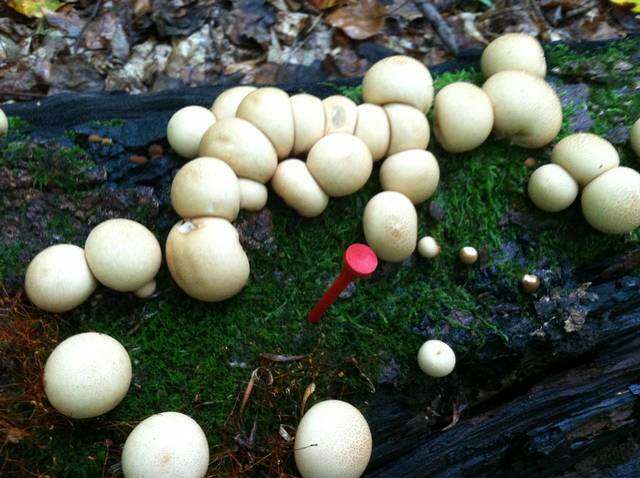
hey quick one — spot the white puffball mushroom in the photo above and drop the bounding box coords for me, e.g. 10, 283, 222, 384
121, 412, 209, 478
85, 219, 162, 292
482, 70, 562, 149
481, 33, 547, 79
0, 108, 7, 136
383, 103, 430, 155
379, 149, 440, 204
417, 236, 441, 259
167, 106, 216, 159
581, 166, 640, 234
134, 280, 156, 299
354, 103, 390, 161
25, 244, 97, 313
363, 191, 417, 262
417, 340, 456, 378
294, 400, 372, 478
238, 178, 268, 211
211, 86, 256, 119
307, 133, 373, 197
528, 164, 578, 212
433, 82, 494, 153
166, 217, 250, 302
271, 159, 329, 217
291, 93, 326, 155
551, 133, 620, 186
44, 332, 132, 418
323, 95, 358, 135
631, 119, 640, 158
362, 55, 434, 113
236, 87, 294, 159
459, 246, 478, 265
199, 117, 278, 183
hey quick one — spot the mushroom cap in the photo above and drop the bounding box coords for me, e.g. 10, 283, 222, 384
121, 412, 209, 478
581, 166, 640, 234
85, 219, 161, 292
322, 95, 358, 135
0, 108, 7, 136
25, 244, 97, 313
362, 55, 434, 113
167, 106, 217, 159
384, 103, 430, 156
236, 87, 294, 159
417, 340, 456, 377
271, 159, 329, 217
307, 133, 373, 197
417, 236, 440, 259
166, 218, 250, 302
632, 119, 640, 157
211, 86, 257, 119
551, 133, 619, 186
528, 164, 578, 212
459, 246, 478, 265
134, 280, 156, 299
481, 33, 547, 79
199, 117, 278, 183
238, 178, 268, 211
294, 400, 372, 478
379, 149, 440, 204
44, 332, 132, 418
482, 71, 562, 149
171, 157, 240, 221
354, 103, 390, 161
433, 82, 494, 153
363, 191, 417, 262
291, 94, 326, 155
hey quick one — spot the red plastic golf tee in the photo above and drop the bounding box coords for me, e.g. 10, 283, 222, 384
308, 243, 378, 324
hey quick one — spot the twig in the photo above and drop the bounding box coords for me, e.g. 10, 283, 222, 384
74, 0, 104, 53
414, 0, 459, 55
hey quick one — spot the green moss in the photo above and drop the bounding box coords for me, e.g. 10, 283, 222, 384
7, 116, 31, 132
336, 84, 363, 102
0, 241, 25, 282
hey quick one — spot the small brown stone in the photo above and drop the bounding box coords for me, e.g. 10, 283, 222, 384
130, 155, 148, 165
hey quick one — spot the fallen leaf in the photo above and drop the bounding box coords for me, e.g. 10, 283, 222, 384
326, 0, 388, 40
8, 0, 62, 18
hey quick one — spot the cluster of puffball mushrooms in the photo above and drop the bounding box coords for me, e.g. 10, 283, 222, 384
11, 33, 640, 478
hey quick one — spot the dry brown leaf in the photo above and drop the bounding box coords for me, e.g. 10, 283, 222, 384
8, 0, 63, 18
326, 0, 388, 40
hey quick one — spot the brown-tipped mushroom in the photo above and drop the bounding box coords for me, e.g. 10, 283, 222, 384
380, 150, 440, 204
384, 103, 430, 155
481, 33, 547, 79
271, 159, 329, 217
211, 86, 257, 119
167, 106, 217, 159
354, 104, 390, 162
238, 178, 268, 211
459, 246, 478, 265
322, 95, 358, 135
290, 94, 326, 156
522, 274, 540, 294
551, 133, 619, 186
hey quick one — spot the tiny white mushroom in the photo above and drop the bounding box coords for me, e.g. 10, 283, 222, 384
211, 86, 257, 119
528, 163, 579, 212
551, 133, 620, 186
417, 340, 456, 377
322, 95, 358, 135
290, 93, 326, 156
481, 33, 547, 79
0, 108, 8, 136
354, 103, 390, 161
379, 149, 440, 204
238, 178, 268, 211
134, 280, 157, 299
271, 159, 329, 217
417, 236, 441, 259
167, 106, 216, 159
384, 103, 430, 155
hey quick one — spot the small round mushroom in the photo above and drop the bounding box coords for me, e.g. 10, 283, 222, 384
236, 87, 294, 159
271, 159, 329, 217
482, 71, 562, 149
362, 55, 434, 113
363, 191, 417, 262
238, 178, 268, 211
85, 219, 162, 293
528, 163, 579, 212
166, 217, 250, 302
551, 133, 620, 186
290, 94, 326, 155
384, 103, 430, 155
631, 119, 640, 157
524, 157, 537, 169
167, 106, 216, 159
354, 103, 390, 161
171, 157, 240, 221
0, 108, 7, 136
322, 95, 358, 135
379, 149, 440, 204
417, 236, 441, 259
581, 166, 640, 234
459, 246, 478, 265
433, 82, 494, 153
522, 274, 540, 294
307, 133, 373, 197
121, 412, 209, 478
481, 33, 547, 79
134, 280, 156, 299
211, 86, 257, 119
199, 117, 278, 183
44, 332, 132, 418
294, 400, 372, 478
25, 244, 97, 313
417, 340, 456, 378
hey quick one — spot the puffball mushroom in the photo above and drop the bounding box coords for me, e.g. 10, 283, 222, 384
25, 244, 97, 313
167, 106, 216, 159
271, 159, 329, 217
211, 85, 256, 119
522, 274, 541, 294
307, 133, 373, 197
551, 133, 620, 186
363, 191, 417, 262
0, 108, 7, 136
199, 117, 277, 183
417, 236, 441, 259
379, 149, 440, 204
362, 55, 434, 113
581, 166, 640, 234
323, 95, 358, 135
632, 119, 640, 158
85, 219, 162, 293
384, 103, 430, 155
121, 412, 209, 478
481, 33, 547, 79
134, 280, 156, 299
354, 103, 390, 161
171, 157, 240, 221
166, 217, 250, 302
291, 93, 326, 155
238, 178, 268, 211
528, 164, 579, 212
459, 246, 478, 265
482, 70, 562, 149
44, 332, 132, 418
433, 82, 494, 153
236, 87, 294, 159
417, 340, 456, 378
294, 400, 372, 478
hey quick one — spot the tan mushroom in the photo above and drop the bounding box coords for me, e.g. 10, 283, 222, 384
528, 164, 578, 212
551, 133, 619, 186
481, 33, 547, 79
631, 119, 640, 158
380, 150, 440, 204
271, 159, 329, 217
354, 103, 390, 162
323, 95, 358, 135
167, 106, 216, 159
384, 103, 430, 155
0, 108, 7, 136
238, 178, 268, 211
290, 94, 326, 156
211, 86, 257, 119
